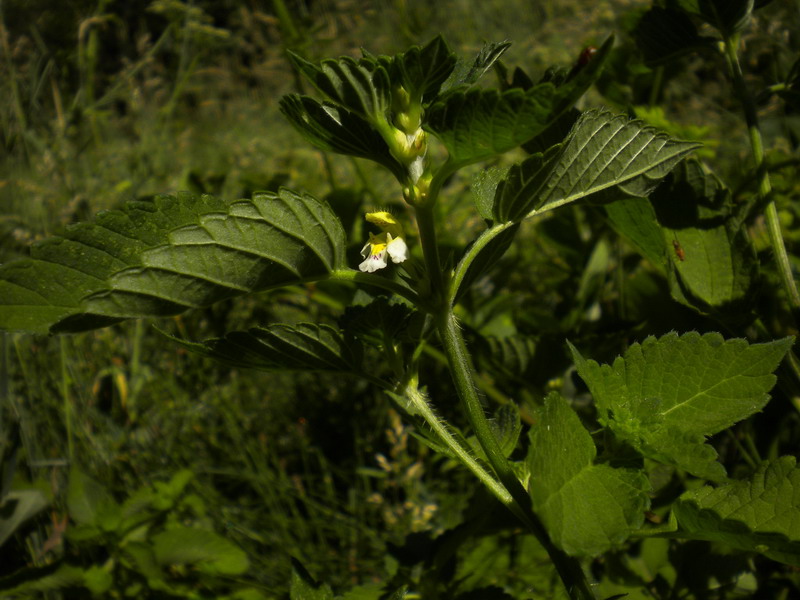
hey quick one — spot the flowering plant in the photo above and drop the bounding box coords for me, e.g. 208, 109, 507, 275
2, 3, 800, 596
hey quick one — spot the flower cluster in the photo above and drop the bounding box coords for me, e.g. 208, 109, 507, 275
359, 211, 408, 273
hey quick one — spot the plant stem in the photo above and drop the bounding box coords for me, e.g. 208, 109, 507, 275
438, 311, 595, 600
414, 202, 445, 303
722, 33, 800, 309
401, 383, 513, 505
60, 336, 74, 461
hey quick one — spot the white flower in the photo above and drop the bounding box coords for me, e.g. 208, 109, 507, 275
359, 232, 407, 273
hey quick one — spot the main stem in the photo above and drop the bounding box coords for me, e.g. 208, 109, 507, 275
722, 33, 800, 309
413, 204, 595, 599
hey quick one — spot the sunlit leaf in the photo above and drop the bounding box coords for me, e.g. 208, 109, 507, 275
571, 332, 793, 481
527, 392, 650, 556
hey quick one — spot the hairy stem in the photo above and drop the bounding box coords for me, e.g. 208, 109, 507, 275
722, 33, 800, 309
438, 311, 596, 600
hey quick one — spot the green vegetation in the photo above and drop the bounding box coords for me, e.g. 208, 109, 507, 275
2, 1, 800, 598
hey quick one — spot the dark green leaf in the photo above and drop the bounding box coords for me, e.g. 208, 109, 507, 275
527, 392, 650, 556
394, 35, 457, 102
672, 0, 754, 35
67, 466, 120, 530
493, 109, 700, 222
441, 40, 512, 92
426, 85, 558, 167
288, 53, 391, 122
280, 95, 405, 179
0, 189, 347, 334
0, 563, 87, 595
634, 7, 718, 66
451, 223, 519, 303
570, 332, 793, 481
166, 323, 363, 373
673, 456, 800, 565
0, 489, 48, 549
604, 196, 668, 271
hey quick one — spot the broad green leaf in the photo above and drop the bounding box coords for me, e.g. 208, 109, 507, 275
651, 160, 756, 317
490, 404, 522, 458
83, 565, 113, 595
570, 332, 793, 481
634, 7, 717, 66
280, 95, 405, 179
339, 582, 384, 600
152, 526, 250, 575
0, 189, 346, 334
527, 392, 650, 556
340, 297, 419, 346
492, 110, 700, 222
673, 456, 800, 565
166, 323, 363, 373
0, 489, 48, 548
672, 0, 754, 35
290, 558, 334, 600
66, 466, 120, 531
288, 53, 391, 122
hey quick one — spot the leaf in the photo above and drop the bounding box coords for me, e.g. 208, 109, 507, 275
634, 7, 717, 66
426, 85, 559, 168
0, 563, 87, 595
451, 223, 519, 303
280, 95, 405, 179
441, 40, 512, 92
0, 489, 49, 549
0, 189, 347, 334
651, 160, 757, 318
340, 297, 419, 346
471, 166, 510, 221
165, 323, 363, 373
604, 196, 668, 271
527, 393, 650, 556
492, 109, 701, 223
290, 558, 334, 600
570, 332, 793, 481
152, 526, 250, 575
66, 466, 120, 531
672, 0, 755, 35
288, 53, 391, 122
673, 456, 800, 565
393, 35, 457, 102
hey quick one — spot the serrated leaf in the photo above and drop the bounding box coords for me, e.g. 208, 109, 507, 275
340, 297, 418, 347
288, 53, 391, 122
471, 166, 510, 221
441, 40, 512, 92
673, 456, 800, 565
166, 323, 363, 373
290, 558, 334, 600
634, 7, 718, 66
570, 332, 793, 480
0, 189, 347, 334
527, 392, 650, 556
426, 85, 559, 168
394, 35, 457, 103
280, 95, 405, 179
152, 526, 249, 575
492, 110, 701, 222
476, 334, 537, 379
672, 0, 754, 35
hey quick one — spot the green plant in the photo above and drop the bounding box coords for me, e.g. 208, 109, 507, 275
2, 1, 800, 596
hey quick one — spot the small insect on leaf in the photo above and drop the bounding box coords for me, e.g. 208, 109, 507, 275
672, 239, 686, 261
576, 46, 598, 68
